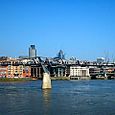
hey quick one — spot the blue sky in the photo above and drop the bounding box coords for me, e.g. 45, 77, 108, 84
0, 0, 115, 60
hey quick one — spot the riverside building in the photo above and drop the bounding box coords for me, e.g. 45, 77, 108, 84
0, 65, 31, 78
67, 66, 90, 80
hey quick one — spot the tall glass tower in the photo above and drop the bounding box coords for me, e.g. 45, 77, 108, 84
58, 50, 65, 59
29, 45, 37, 58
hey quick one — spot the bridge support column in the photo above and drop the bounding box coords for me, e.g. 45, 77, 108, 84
42, 73, 52, 89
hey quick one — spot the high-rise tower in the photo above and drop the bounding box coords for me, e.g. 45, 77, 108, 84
29, 45, 37, 58
58, 50, 65, 59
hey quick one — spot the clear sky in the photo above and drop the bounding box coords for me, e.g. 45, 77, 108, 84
0, 0, 115, 61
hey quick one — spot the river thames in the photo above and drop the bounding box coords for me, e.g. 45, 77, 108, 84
0, 80, 115, 115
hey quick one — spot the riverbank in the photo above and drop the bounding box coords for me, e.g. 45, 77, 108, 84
0, 77, 70, 82
0, 77, 38, 82
1, 76, 114, 82
51, 77, 70, 80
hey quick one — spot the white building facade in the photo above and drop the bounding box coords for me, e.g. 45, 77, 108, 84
69, 66, 90, 79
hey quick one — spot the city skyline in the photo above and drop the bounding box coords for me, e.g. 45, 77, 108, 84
0, 0, 115, 61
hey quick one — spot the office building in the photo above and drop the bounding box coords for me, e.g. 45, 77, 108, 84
97, 57, 105, 63
58, 50, 65, 59
29, 45, 37, 58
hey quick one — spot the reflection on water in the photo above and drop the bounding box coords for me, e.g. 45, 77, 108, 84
42, 89, 51, 115
42, 89, 51, 104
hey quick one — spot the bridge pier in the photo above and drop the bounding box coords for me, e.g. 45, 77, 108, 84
42, 73, 52, 89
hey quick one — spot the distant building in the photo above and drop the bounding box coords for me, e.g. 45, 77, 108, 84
29, 45, 37, 58
97, 57, 105, 63
66, 57, 77, 64
89, 67, 101, 76
50, 65, 66, 77
0, 65, 31, 78
19, 56, 29, 59
0, 66, 7, 78
67, 66, 90, 80
57, 50, 65, 59
31, 65, 43, 78
0, 56, 8, 61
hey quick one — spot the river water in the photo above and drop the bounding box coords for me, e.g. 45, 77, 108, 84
0, 80, 115, 115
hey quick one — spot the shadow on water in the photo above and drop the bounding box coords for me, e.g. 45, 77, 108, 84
42, 89, 51, 115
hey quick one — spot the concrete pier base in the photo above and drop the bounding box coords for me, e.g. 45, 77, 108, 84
42, 73, 52, 89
